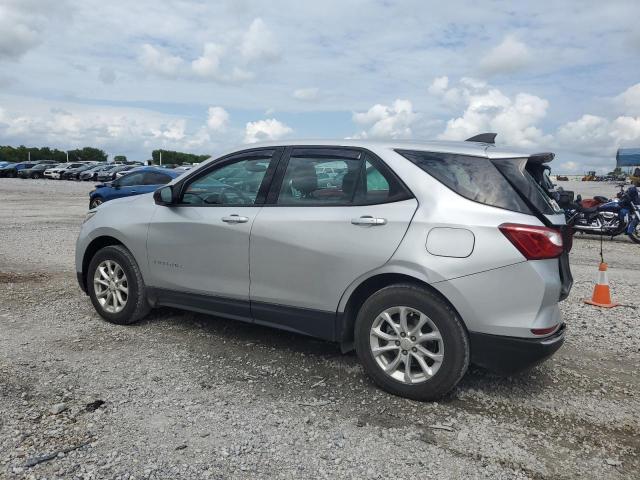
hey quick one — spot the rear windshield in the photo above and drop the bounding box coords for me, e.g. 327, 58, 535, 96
396, 150, 531, 214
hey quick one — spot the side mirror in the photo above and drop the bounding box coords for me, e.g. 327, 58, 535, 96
154, 185, 175, 206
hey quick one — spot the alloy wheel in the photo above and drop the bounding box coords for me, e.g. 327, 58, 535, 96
93, 260, 129, 313
369, 306, 444, 384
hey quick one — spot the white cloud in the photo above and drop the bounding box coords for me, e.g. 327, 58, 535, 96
428, 76, 449, 96
206, 106, 229, 131
293, 87, 319, 101
243, 118, 292, 144
434, 78, 550, 147
141, 19, 276, 82
615, 83, 640, 116
559, 161, 579, 173
352, 99, 417, 139
240, 18, 279, 62
555, 113, 640, 157
0, 99, 225, 157
0, 0, 66, 60
191, 42, 225, 78
139, 44, 184, 77
480, 35, 531, 75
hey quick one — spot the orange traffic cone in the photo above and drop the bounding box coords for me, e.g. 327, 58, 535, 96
584, 262, 619, 308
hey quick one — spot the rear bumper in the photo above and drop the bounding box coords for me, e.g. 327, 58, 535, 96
469, 323, 566, 374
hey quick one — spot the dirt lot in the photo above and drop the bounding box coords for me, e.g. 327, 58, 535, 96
0, 178, 638, 479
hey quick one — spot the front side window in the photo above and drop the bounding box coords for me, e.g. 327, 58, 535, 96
181, 155, 272, 206
276, 151, 409, 206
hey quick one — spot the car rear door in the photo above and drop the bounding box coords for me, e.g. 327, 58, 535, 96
111, 172, 145, 199
249, 146, 417, 340
146, 149, 281, 317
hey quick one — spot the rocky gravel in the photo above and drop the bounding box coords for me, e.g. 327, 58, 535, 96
1, 178, 638, 479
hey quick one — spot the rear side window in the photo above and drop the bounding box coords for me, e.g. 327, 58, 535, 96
492, 159, 562, 215
396, 150, 530, 214
143, 172, 172, 185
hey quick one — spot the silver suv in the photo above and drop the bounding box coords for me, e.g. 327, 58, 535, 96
76, 137, 572, 400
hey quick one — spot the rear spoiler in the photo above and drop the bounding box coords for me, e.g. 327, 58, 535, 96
528, 152, 555, 164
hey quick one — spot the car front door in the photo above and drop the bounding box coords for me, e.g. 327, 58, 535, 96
146, 149, 281, 318
249, 147, 418, 340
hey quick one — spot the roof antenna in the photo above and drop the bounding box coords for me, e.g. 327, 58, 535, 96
465, 133, 497, 144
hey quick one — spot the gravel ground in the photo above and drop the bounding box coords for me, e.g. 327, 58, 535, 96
0, 178, 638, 479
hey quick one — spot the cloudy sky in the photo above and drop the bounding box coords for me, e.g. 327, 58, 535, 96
1, 0, 639, 172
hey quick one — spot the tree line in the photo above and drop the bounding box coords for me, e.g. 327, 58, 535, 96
150, 149, 211, 165
0, 146, 108, 163
0, 146, 211, 165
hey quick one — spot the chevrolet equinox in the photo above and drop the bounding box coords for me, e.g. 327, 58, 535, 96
76, 137, 572, 400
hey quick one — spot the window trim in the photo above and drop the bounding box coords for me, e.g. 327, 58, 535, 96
264, 146, 414, 207
171, 147, 284, 207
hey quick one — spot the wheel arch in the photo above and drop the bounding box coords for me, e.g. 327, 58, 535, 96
80, 235, 126, 292
336, 272, 467, 352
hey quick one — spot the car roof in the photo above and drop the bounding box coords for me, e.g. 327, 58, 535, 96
120, 166, 181, 176
224, 138, 545, 160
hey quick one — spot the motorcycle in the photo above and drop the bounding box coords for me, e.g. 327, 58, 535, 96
564, 185, 640, 244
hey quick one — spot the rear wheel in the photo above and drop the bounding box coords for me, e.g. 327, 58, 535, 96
355, 284, 469, 401
629, 223, 640, 244
32, 172, 41, 179
87, 245, 150, 325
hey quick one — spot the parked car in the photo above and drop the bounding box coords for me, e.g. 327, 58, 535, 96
88, 166, 180, 209
79, 164, 110, 181
44, 163, 86, 179
0, 162, 37, 178
76, 137, 573, 401
61, 163, 99, 180
97, 165, 136, 182
18, 163, 62, 179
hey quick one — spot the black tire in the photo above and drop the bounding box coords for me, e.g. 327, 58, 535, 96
32, 172, 41, 179
87, 245, 150, 325
89, 197, 103, 209
354, 284, 469, 401
629, 226, 640, 244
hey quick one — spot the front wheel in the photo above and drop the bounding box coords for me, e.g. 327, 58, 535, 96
87, 245, 150, 325
89, 197, 103, 209
354, 284, 469, 401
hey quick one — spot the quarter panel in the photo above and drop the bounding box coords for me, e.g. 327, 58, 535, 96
432, 259, 562, 338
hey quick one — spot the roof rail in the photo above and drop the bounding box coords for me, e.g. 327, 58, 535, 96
465, 133, 497, 144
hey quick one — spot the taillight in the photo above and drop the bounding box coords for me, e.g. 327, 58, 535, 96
531, 325, 559, 335
499, 223, 563, 260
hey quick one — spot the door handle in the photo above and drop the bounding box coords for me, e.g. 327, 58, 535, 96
222, 214, 249, 224
351, 216, 387, 226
